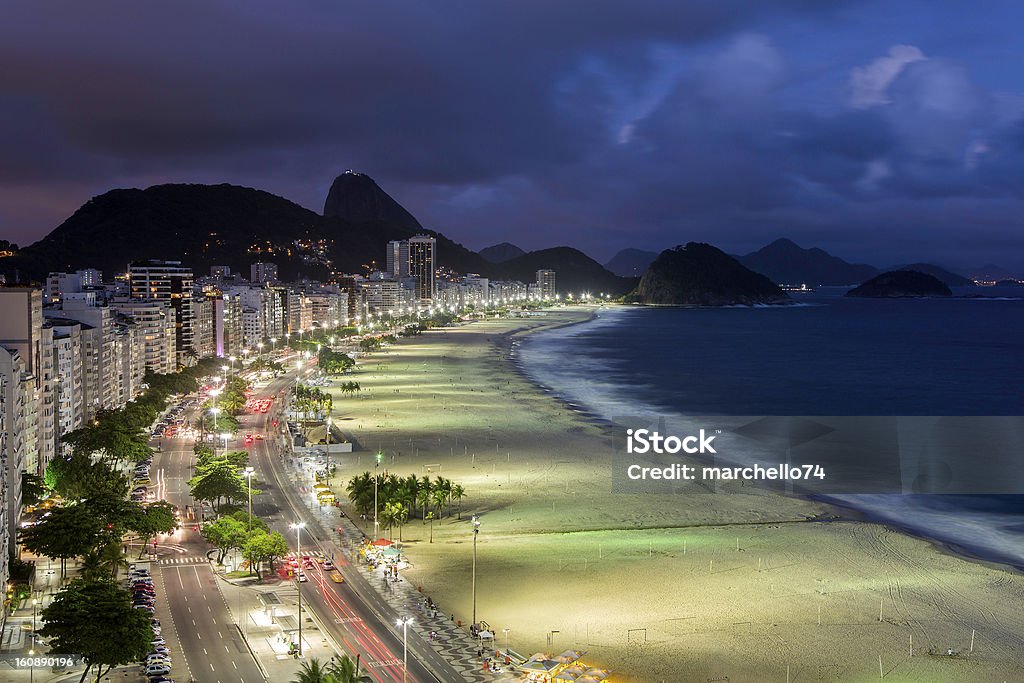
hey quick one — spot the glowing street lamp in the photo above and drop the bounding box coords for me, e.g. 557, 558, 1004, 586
472, 515, 481, 627
289, 522, 306, 656
397, 616, 413, 683
244, 467, 255, 533
270, 337, 277, 354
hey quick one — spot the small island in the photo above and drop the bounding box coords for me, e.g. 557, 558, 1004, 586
845, 270, 952, 297
627, 242, 789, 306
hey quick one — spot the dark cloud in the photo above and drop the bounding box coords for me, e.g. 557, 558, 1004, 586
1, 0, 1024, 271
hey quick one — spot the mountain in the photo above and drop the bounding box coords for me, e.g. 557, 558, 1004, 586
322, 170, 423, 231
604, 248, 659, 277
629, 243, 787, 306
478, 242, 526, 263
846, 270, 952, 298
492, 247, 635, 296
739, 238, 878, 286
893, 263, 973, 287
965, 264, 1020, 281
3, 182, 489, 282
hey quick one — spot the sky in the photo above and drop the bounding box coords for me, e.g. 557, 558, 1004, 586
3, 1, 1024, 271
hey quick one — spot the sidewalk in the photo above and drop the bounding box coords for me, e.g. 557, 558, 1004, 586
216, 571, 341, 683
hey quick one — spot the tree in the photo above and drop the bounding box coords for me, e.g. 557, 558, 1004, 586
451, 483, 466, 520
431, 486, 448, 520
39, 578, 153, 683
346, 472, 374, 517
45, 454, 128, 501
79, 540, 127, 581
292, 658, 331, 683
189, 460, 250, 513
20, 503, 101, 576
202, 516, 248, 565
243, 530, 289, 577
21, 471, 45, 507
129, 502, 177, 558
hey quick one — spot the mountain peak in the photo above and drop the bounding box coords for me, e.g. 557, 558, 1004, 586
740, 238, 878, 286
478, 242, 526, 263
323, 171, 422, 231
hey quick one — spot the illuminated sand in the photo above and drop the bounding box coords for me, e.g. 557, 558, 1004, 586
325, 308, 1024, 683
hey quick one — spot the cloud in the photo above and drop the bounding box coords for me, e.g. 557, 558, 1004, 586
849, 44, 925, 108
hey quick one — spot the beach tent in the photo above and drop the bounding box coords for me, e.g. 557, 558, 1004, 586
581, 668, 609, 680
556, 650, 583, 663
521, 659, 561, 674
478, 630, 494, 640
553, 671, 580, 682
381, 546, 401, 557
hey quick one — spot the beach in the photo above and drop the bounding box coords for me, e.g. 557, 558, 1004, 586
324, 306, 1024, 683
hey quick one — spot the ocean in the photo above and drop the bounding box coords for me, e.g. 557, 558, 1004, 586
519, 289, 1024, 569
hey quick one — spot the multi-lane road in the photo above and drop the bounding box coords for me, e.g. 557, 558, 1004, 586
150, 405, 266, 683
151, 362, 464, 683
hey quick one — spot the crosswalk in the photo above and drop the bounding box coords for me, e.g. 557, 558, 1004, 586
158, 556, 208, 566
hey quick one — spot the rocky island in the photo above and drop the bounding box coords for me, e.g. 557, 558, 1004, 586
627, 242, 788, 306
846, 270, 953, 297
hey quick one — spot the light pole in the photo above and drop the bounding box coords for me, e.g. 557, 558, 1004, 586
397, 616, 413, 683
503, 627, 511, 653
472, 515, 481, 627
270, 338, 277, 355
325, 415, 332, 486
547, 629, 560, 650
289, 522, 306, 656
244, 467, 255, 532
209, 407, 221, 453
30, 597, 37, 682
374, 450, 382, 540
220, 432, 231, 459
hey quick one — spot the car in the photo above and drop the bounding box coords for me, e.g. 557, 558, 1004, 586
134, 478, 151, 486
330, 573, 344, 583
149, 646, 170, 655
151, 627, 162, 636
244, 434, 254, 444
131, 580, 154, 587
145, 655, 172, 664
296, 571, 308, 582
131, 570, 151, 577
322, 559, 335, 570
255, 433, 264, 440
134, 599, 156, 607
147, 678, 175, 683
134, 605, 156, 614
133, 591, 156, 598
143, 664, 171, 676
151, 636, 166, 645
131, 576, 153, 583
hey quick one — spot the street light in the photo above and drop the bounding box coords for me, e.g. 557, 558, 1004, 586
472, 515, 481, 627
397, 616, 413, 683
270, 338, 277, 354
325, 415, 332, 486
289, 522, 306, 656
209, 407, 221, 452
244, 467, 255, 533
220, 432, 231, 457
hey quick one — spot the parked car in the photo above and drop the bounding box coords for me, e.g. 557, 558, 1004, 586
142, 664, 171, 676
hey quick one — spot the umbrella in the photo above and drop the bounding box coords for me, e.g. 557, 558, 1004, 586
582, 668, 609, 680
557, 650, 582, 663
553, 672, 580, 682
478, 630, 494, 639
381, 546, 401, 557
372, 538, 394, 547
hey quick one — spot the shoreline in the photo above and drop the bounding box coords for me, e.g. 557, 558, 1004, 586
326, 306, 1024, 682
518, 305, 1024, 577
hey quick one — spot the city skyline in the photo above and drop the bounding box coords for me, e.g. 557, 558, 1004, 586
3, 2, 1024, 270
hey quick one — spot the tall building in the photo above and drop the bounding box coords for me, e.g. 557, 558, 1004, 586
386, 241, 410, 278
128, 260, 195, 362
250, 262, 278, 284
54, 293, 117, 414
47, 319, 87, 453
0, 287, 49, 476
110, 298, 177, 373
0, 287, 45, 375
0, 347, 30, 565
407, 235, 437, 304
536, 269, 557, 299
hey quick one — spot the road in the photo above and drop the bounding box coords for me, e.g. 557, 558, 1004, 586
151, 362, 467, 683
150, 400, 267, 683
243, 369, 465, 683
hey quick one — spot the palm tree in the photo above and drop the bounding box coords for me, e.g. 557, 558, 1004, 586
393, 504, 409, 542
431, 486, 448, 520
346, 473, 373, 517
451, 483, 466, 520
292, 658, 330, 683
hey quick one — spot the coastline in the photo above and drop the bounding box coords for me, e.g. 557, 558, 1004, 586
327, 306, 1024, 682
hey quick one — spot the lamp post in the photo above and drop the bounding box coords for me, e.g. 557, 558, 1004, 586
289, 522, 306, 656
374, 450, 382, 540
209, 407, 221, 454
270, 338, 277, 355
220, 432, 231, 459
325, 415, 332, 486
397, 616, 413, 683
244, 467, 255, 533
503, 627, 511, 653
472, 515, 481, 627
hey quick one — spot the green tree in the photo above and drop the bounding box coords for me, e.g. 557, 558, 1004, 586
45, 454, 129, 501
451, 483, 466, 520
189, 460, 250, 513
201, 516, 248, 564
79, 540, 127, 581
345, 472, 374, 517
21, 471, 45, 506
129, 501, 177, 558
39, 578, 153, 683
292, 658, 331, 683
243, 530, 289, 577
20, 503, 100, 576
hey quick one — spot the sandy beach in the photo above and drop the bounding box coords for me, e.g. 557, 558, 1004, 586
324, 306, 1024, 683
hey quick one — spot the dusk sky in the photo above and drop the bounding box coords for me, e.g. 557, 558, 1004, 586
3, 1, 1024, 270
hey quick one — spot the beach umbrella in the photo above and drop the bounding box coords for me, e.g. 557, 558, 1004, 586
528, 653, 548, 661
556, 650, 582, 663
553, 672, 580, 682
372, 538, 394, 547
381, 546, 401, 557
478, 630, 494, 640
582, 668, 609, 680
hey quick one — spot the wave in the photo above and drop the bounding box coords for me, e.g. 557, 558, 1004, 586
520, 308, 1024, 572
